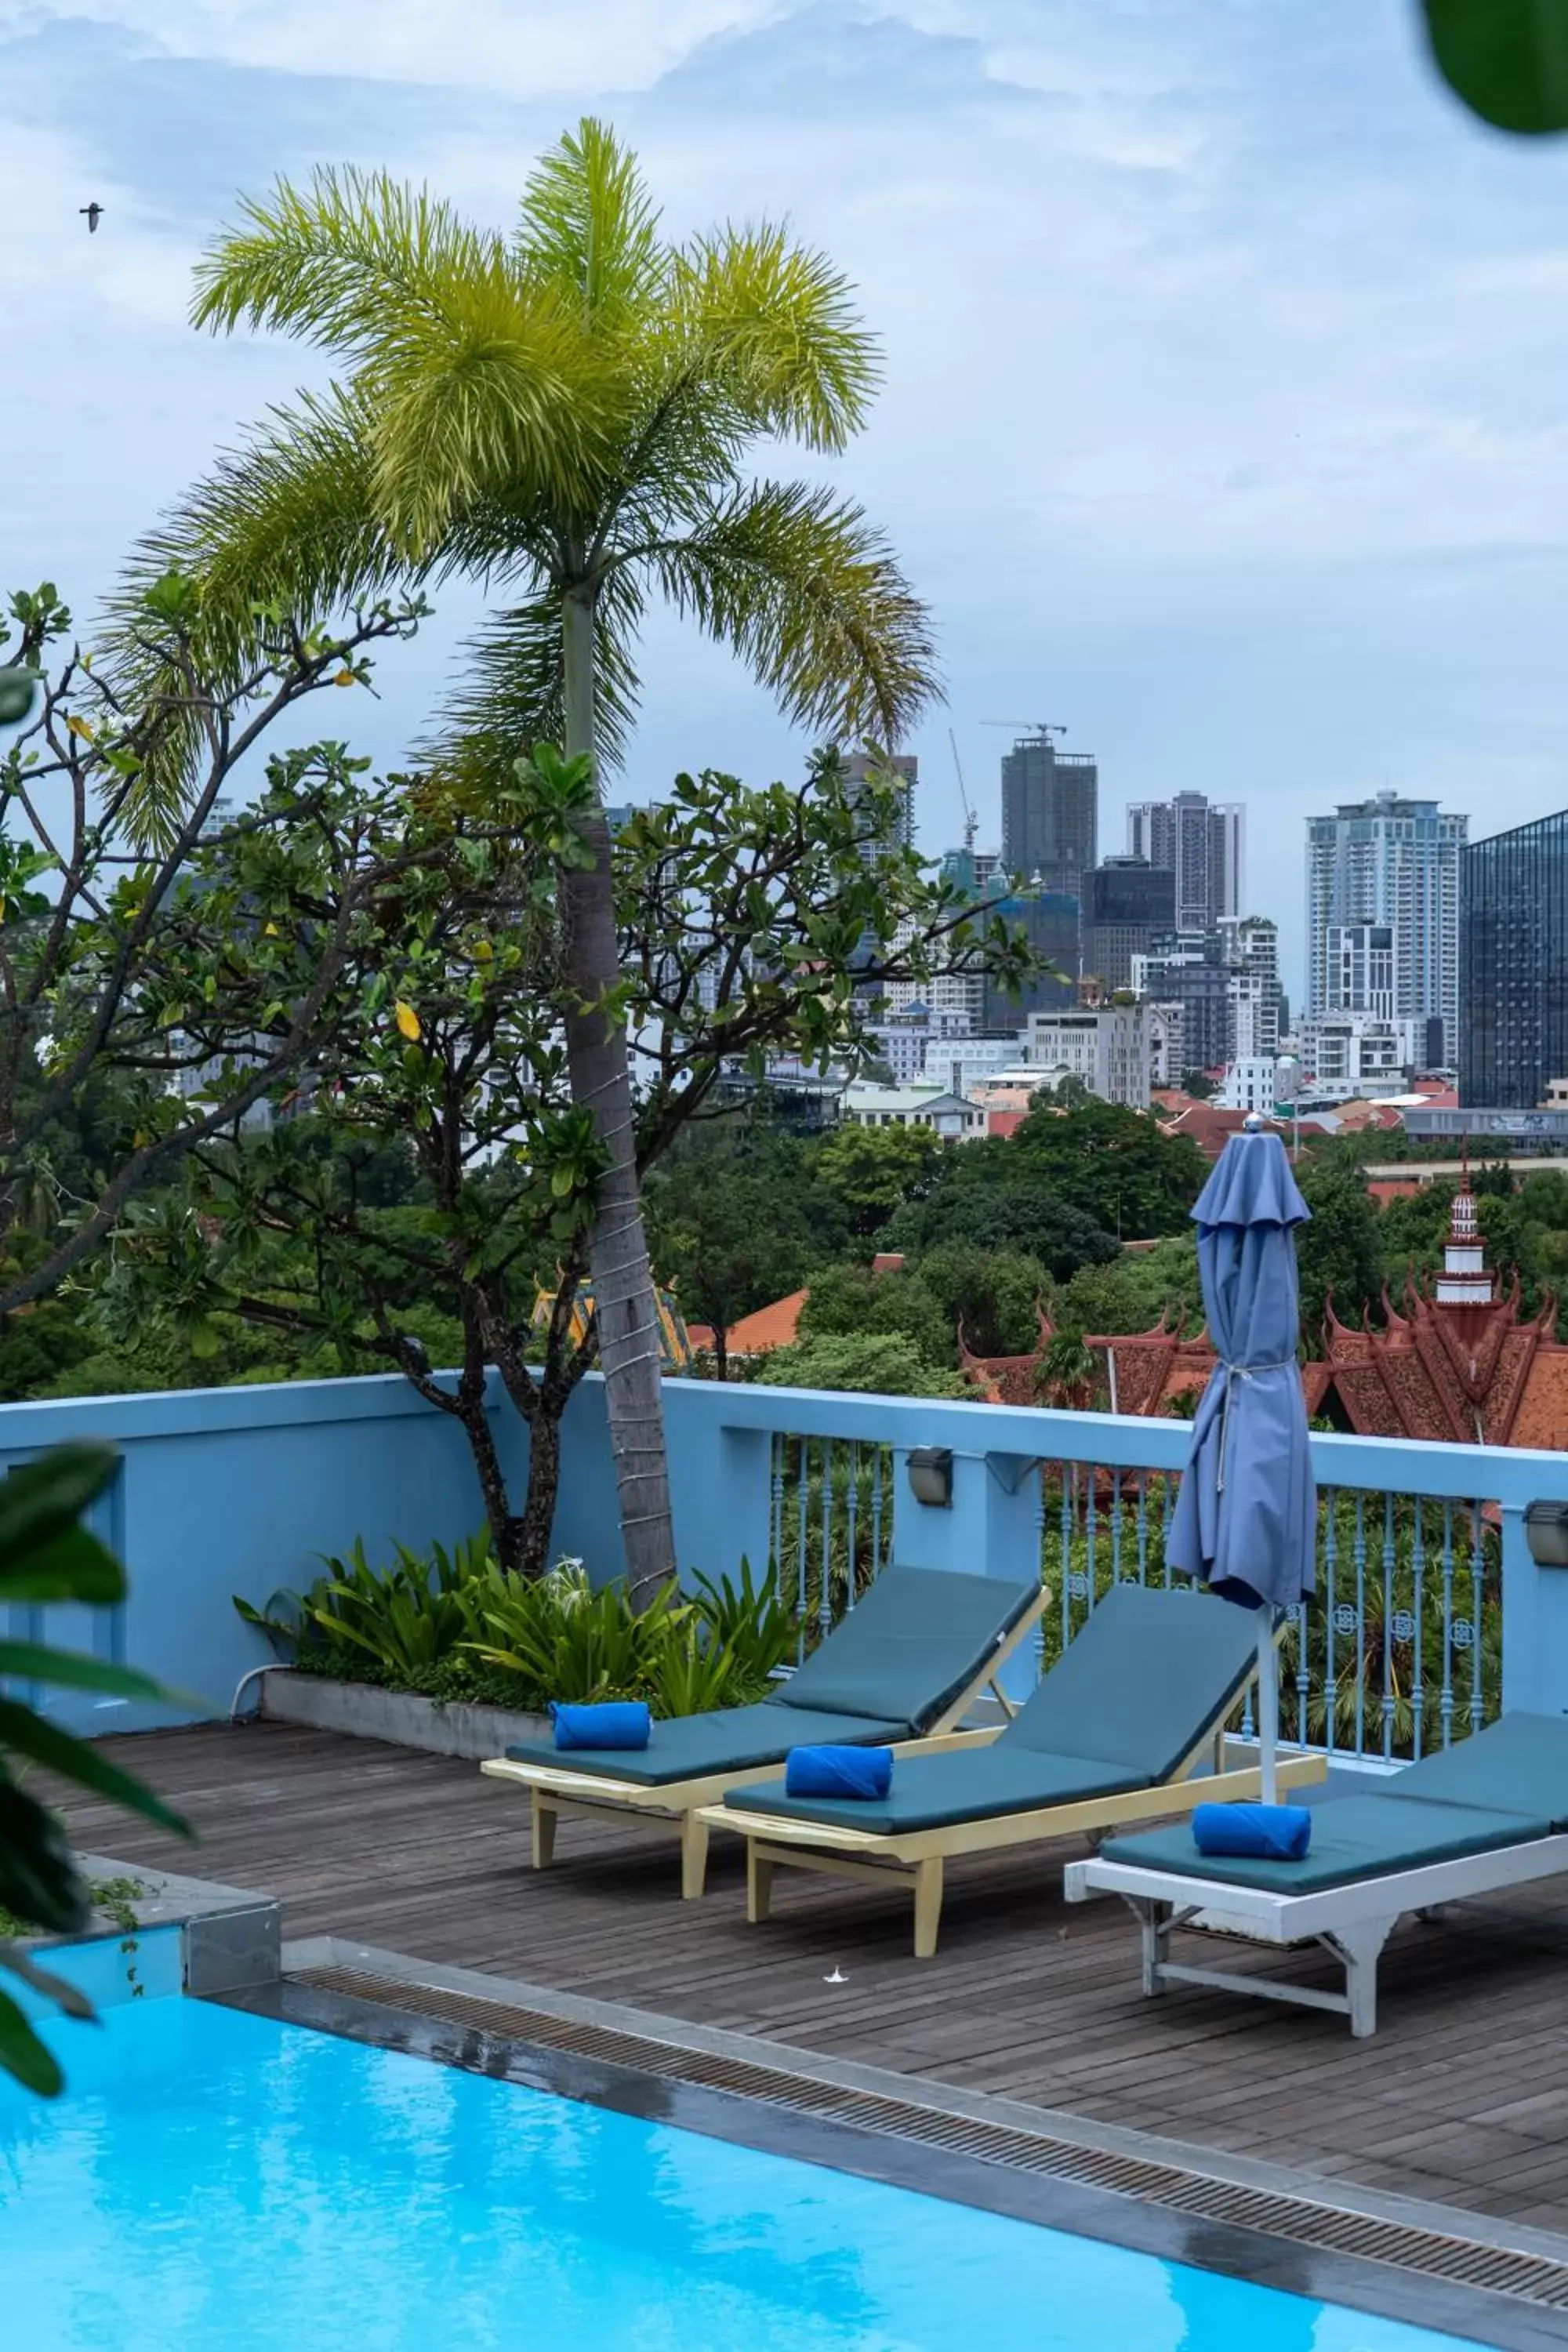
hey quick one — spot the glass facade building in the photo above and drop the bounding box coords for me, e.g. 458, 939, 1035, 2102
1461, 808, 1568, 1109
1000, 731, 1097, 901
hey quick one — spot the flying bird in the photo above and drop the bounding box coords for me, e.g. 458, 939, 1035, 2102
80, 202, 103, 234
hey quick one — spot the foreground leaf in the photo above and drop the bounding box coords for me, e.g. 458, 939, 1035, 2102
0, 1701, 190, 1839
1422, 0, 1568, 132
0, 1984, 64, 2097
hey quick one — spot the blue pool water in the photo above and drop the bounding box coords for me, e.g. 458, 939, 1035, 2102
0, 1991, 1472, 2352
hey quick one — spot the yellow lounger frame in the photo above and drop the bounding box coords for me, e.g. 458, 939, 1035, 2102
697, 1728, 1327, 1957
479, 1584, 1049, 1900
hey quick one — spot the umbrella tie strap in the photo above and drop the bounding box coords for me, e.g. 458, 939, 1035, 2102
1215, 1358, 1296, 1494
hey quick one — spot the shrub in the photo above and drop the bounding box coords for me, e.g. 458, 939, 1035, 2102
235, 1539, 797, 1717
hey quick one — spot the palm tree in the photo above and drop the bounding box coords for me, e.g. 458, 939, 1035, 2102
121, 121, 936, 1601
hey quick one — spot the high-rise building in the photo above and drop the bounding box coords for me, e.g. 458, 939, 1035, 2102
1305, 792, 1466, 1065
1083, 856, 1176, 990
1000, 730, 1097, 899
842, 752, 916, 858
1125, 793, 1244, 931
1461, 807, 1568, 1108
981, 885, 1080, 1026
1218, 915, 1282, 1061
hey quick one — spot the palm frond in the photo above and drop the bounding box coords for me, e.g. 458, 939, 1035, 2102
191, 166, 504, 361
634, 481, 938, 743
514, 118, 666, 332
100, 385, 396, 833
419, 569, 644, 794
363, 276, 603, 557
669, 223, 880, 452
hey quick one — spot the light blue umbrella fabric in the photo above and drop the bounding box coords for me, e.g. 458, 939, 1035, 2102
1168, 1128, 1316, 1610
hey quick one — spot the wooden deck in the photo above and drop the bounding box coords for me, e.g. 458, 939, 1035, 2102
58, 1721, 1568, 2239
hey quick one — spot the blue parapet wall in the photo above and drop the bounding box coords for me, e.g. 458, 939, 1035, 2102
7, 1368, 1568, 1733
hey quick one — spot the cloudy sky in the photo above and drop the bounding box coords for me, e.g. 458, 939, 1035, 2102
5, 1, 1568, 996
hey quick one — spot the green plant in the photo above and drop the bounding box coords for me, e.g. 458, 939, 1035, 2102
140, 121, 942, 1606
0, 1446, 188, 2093
0, 1871, 146, 1944
688, 1558, 797, 1686
465, 1560, 691, 1703
235, 1537, 797, 1717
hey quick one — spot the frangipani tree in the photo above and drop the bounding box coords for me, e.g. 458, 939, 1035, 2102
124, 118, 936, 1601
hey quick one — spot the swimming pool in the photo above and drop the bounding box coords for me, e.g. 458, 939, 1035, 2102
0, 1965, 1475, 2351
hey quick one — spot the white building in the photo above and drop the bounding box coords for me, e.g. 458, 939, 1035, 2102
1323, 920, 1396, 1019
1297, 1011, 1421, 1098
1145, 1001, 1185, 1088
876, 916, 987, 1025
920, 1033, 1025, 1098
1216, 1057, 1277, 1114
1023, 1003, 1150, 1109
838, 1081, 985, 1140
1305, 793, 1465, 1065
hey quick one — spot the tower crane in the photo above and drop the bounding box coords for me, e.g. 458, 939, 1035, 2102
947, 728, 978, 853
980, 720, 1068, 741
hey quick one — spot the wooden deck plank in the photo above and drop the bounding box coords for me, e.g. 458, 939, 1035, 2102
52, 1722, 1568, 2236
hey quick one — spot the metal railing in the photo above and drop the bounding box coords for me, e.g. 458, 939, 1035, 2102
1036, 1462, 1501, 1762
753, 1399, 1511, 1763
768, 1434, 896, 1662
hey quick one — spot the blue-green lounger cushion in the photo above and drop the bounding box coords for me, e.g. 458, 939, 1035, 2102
775, 1565, 1038, 1734
1100, 1794, 1554, 1893
504, 1702, 909, 1788
1385, 1711, 1568, 1827
724, 1747, 1144, 1837
998, 1582, 1260, 1783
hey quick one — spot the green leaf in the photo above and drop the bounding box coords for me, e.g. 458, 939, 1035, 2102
0, 1524, 124, 1607
0, 1984, 65, 2097
0, 1702, 190, 1839
0, 1947, 96, 2021
0, 1646, 169, 1701
0, 1445, 118, 1565
1422, 0, 1568, 132
0, 1776, 89, 1933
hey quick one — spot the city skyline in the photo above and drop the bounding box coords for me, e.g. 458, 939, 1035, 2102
10, 6, 1568, 1014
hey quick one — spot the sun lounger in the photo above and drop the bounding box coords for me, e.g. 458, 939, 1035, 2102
480, 1565, 1045, 1898
698, 1583, 1325, 1955
1063, 1711, 1568, 2034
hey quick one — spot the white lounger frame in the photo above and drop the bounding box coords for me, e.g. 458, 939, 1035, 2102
479, 1588, 1047, 1901
1064, 1834, 1568, 2037
699, 1737, 1327, 1957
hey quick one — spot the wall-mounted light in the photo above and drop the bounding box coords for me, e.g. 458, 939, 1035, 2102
1525, 1501, 1568, 1568
906, 1446, 954, 1508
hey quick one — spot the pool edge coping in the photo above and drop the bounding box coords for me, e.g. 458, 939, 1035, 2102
281, 1929, 1568, 2278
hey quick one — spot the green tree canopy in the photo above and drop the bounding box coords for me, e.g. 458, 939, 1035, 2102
128, 118, 942, 1602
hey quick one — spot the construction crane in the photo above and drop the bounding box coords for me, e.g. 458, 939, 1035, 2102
980, 720, 1068, 741
947, 728, 978, 853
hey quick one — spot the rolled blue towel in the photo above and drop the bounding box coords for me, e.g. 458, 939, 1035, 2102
550, 1700, 651, 1751
785, 1744, 893, 1801
1192, 1802, 1312, 1860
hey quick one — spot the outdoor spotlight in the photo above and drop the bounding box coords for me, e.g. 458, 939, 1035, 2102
906, 1446, 954, 1508
1524, 1501, 1568, 1568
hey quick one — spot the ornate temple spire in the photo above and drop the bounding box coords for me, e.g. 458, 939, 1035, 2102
1435, 1134, 1495, 1312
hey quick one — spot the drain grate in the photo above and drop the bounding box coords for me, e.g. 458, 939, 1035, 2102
290, 1962, 1568, 2313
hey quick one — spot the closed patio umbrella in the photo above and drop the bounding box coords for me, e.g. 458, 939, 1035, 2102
1168, 1122, 1315, 1804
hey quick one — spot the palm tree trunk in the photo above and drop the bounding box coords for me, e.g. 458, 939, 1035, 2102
557, 586, 677, 1606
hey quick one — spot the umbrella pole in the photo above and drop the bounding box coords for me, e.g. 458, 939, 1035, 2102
1256, 1616, 1279, 1806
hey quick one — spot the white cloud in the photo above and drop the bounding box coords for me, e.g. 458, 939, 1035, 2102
49, 0, 789, 97
9, 0, 1568, 996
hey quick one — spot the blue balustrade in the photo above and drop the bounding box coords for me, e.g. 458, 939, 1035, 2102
6, 1370, 1568, 1747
